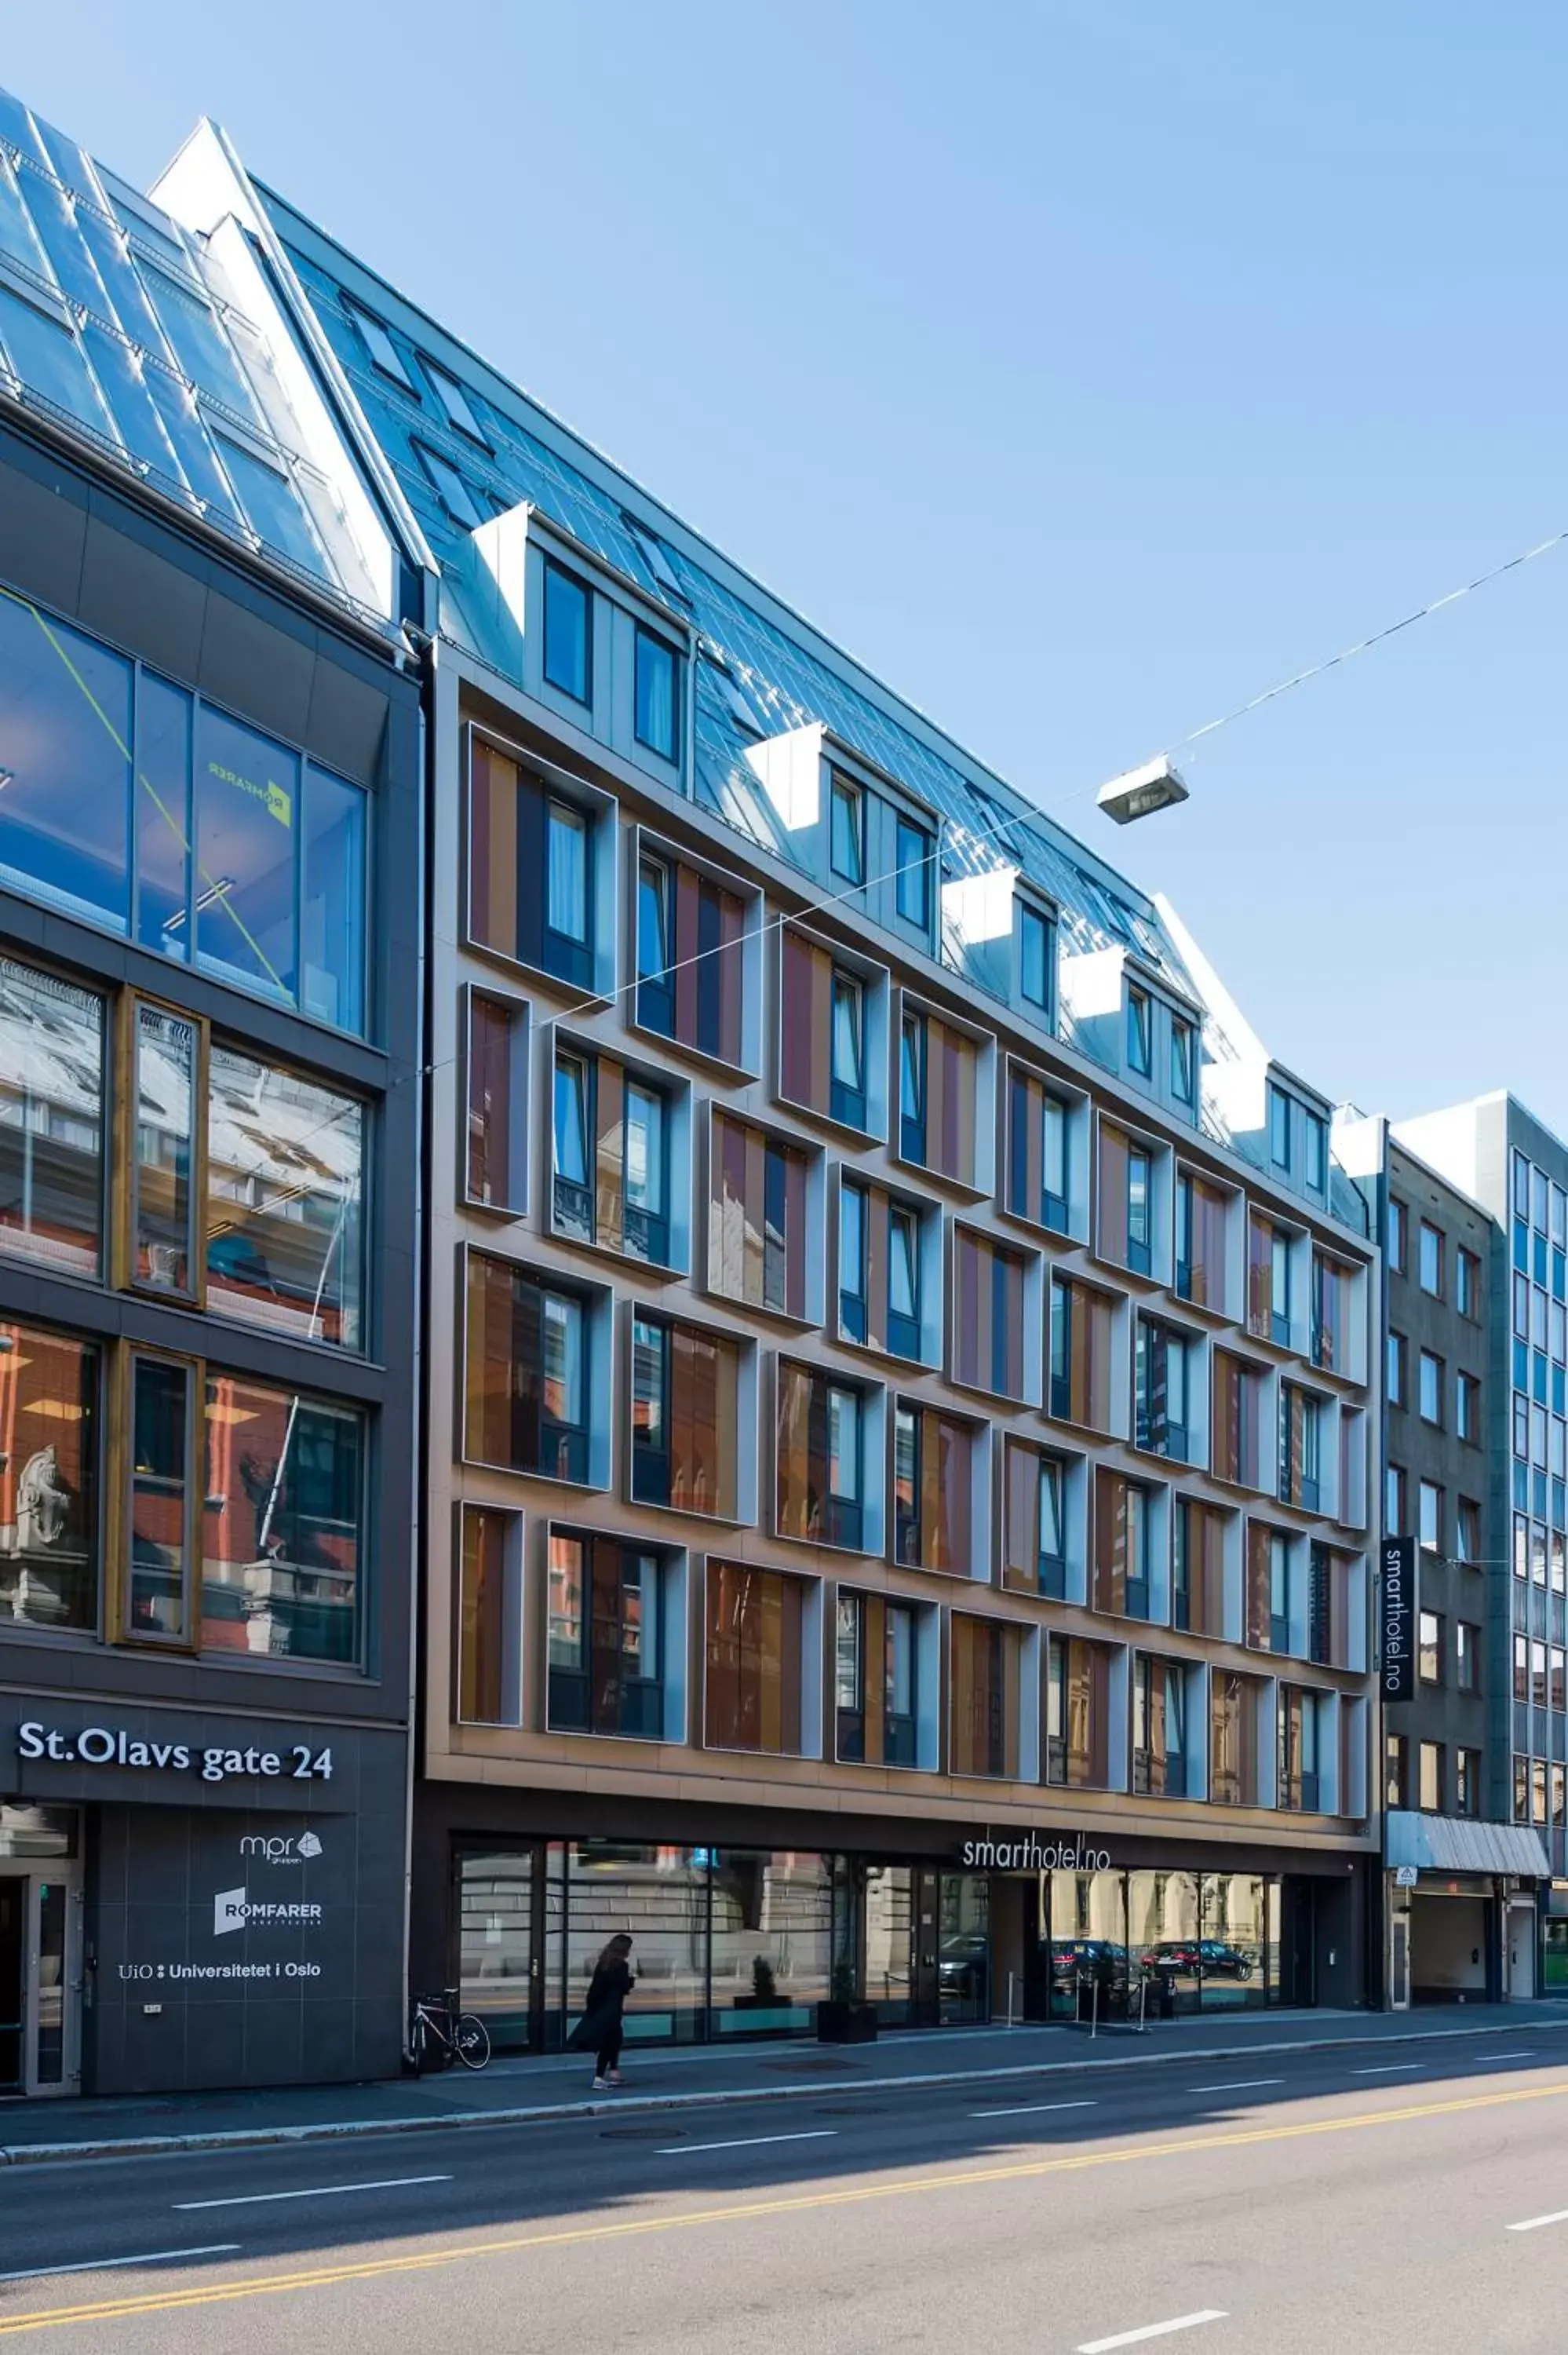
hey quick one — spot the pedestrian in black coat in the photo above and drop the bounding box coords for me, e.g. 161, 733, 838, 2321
568, 1933, 635, 2087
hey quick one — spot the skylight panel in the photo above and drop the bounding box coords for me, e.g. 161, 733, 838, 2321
414, 440, 484, 530
623, 513, 688, 606
348, 301, 414, 389
425, 360, 488, 446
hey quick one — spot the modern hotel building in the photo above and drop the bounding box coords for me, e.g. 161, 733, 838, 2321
138, 109, 1383, 2051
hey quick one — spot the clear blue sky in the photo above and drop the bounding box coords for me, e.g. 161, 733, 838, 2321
12, 3, 1568, 1131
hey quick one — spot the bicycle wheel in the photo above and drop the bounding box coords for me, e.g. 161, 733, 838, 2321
452, 2014, 490, 2069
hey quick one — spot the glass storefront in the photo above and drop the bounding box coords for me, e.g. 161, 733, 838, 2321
1048, 1867, 1274, 2017
450, 1838, 1306, 2050
864, 1864, 914, 2024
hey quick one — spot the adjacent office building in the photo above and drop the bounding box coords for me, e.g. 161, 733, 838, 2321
0, 92, 420, 2096
1340, 1113, 1548, 2003
140, 119, 1384, 2045
1388, 1094, 1568, 1995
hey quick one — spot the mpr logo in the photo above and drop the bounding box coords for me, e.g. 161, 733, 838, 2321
297, 1831, 323, 1860
213, 1886, 248, 1937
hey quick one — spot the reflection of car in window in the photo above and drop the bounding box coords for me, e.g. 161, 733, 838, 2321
939, 1933, 990, 1996
1139, 1938, 1253, 1980
1047, 1938, 1129, 1988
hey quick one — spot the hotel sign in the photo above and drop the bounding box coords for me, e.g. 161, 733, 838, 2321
959, 1831, 1114, 1871
1380, 1535, 1417, 1704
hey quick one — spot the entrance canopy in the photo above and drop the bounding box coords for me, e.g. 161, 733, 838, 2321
1385, 1811, 1550, 1880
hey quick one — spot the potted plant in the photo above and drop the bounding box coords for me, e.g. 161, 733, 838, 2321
816, 1959, 878, 2043
733, 1955, 781, 2011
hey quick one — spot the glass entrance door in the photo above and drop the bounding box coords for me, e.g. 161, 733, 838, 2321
453, 1844, 545, 2054
0, 1879, 23, 2093
0, 1871, 76, 2095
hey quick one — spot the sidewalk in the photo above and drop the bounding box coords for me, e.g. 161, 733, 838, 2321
5, 2000, 1568, 2167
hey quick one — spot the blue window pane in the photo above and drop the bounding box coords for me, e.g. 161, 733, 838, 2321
0, 283, 115, 442
0, 586, 130, 931
136, 674, 192, 961
1127, 988, 1152, 1076
1021, 905, 1051, 1010
546, 801, 589, 944
215, 437, 327, 582
0, 155, 50, 282
139, 263, 257, 421
142, 364, 242, 519
195, 705, 298, 1006
414, 441, 483, 531
302, 765, 367, 1035
349, 306, 412, 388
895, 817, 930, 927
79, 320, 184, 489
19, 170, 113, 319
544, 562, 591, 703
634, 629, 679, 761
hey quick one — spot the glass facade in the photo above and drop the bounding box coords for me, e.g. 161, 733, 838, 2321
0, 956, 104, 1277
0, 1321, 99, 1631
452, 1838, 1308, 2052
0, 594, 368, 1035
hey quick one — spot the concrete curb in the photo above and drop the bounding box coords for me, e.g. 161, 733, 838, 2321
4, 2014, 1566, 2167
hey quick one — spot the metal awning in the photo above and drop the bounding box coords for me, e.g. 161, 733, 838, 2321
1385, 1812, 1551, 1879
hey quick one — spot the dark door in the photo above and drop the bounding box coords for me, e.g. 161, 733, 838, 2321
910, 1867, 940, 2026
0, 1880, 24, 2091
1285, 1879, 1317, 2006
450, 1843, 545, 2054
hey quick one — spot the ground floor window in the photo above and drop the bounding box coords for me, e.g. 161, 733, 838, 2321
449, 1840, 1323, 2050
1044, 1868, 1276, 2017
1546, 1916, 1568, 1992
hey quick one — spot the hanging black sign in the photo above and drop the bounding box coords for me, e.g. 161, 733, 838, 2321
1380, 1535, 1417, 1703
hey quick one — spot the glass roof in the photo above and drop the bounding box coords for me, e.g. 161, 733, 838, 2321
280, 242, 1198, 975
0, 86, 381, 620
272, 225, 1367, 1232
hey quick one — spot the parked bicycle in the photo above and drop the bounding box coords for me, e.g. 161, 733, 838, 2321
409, 1988, 491, 2072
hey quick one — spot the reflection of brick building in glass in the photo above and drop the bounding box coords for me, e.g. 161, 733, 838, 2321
0, 1325, 97, 1630
201, 1378, 362, 1660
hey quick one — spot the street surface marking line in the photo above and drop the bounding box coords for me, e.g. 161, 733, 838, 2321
1507, 2207, 1568, 2233
1078, 2313, 1227, 2353
1352, 2064, 1421, 2075
174, 2174, 453, 2211
1187, 2079, 1283, 2093
1475, 2052, 1536, 2062
659, 2132, 836, 2156
5, 2077, 1568, 2338
0, 2247, 240, 2285
972, 2100, 1098, 2118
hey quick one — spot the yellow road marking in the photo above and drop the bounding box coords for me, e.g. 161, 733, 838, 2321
2, 2074, 1564, 2336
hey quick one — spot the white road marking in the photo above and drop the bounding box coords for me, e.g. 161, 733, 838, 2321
1475, 2050, 1537, 2062
1187, 2077, 1284, 2093
1508, 2207, 1568, 2233
1078, 2313, 1228, 2353
0, 2245, 241, 2284
174, 2174, 452, 2211
1352, 2062, 1423, 2075
658, 2129, 837, 2156
972, 2098, 1099, 2118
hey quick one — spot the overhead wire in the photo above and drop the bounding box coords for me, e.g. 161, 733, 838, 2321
272, 511, 1568, 1160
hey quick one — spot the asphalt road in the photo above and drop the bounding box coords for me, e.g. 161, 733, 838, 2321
5, 2032, 1568, 2349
